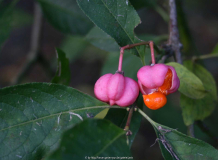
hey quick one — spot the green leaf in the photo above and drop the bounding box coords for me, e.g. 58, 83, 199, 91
0, 83, 112, 159
138, 109, 218, 160
37, 0, 93, 35
102, 51, 143, 81
60, 36, 88, 62
86, 26, 168, 53
51, 49, 71, 86
86, 26, 120, 52
94, 108, 109, 119
167, 62, 206, 99
77, 0, 145, 58
154, 124, 218, 160
105, 108, 128, 128
180, 61, 217, 125
105, 96, 143, 149
183, 61, 217, 100
46, 119, 131, 160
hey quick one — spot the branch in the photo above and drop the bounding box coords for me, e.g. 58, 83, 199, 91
168, 0, 196, 137
11, 3, 43, 85
168, 0, 183, 64
192, 54, 218, 61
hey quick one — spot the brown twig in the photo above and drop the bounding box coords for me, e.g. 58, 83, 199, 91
11, 3, 43, 85
168, 0, 183, 64
168, 0, 195, 138
124, 107, 134, 129
118, 41, 156, 71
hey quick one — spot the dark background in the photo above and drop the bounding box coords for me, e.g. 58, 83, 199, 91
0, 0, 218, 159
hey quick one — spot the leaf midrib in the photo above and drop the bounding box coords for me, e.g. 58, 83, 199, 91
159, 130, 218, 159
100, 0, 141, 54
0, 105, 123, 132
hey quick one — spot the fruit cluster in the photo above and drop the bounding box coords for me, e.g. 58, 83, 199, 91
94, 42, 180, 110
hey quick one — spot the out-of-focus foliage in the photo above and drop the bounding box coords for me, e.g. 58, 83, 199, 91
37, 0, 93, 35
77, 0, 146, 59
180, 61, 217, 125
167, 62, 207, 99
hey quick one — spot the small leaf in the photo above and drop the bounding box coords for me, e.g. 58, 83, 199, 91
46, 119, 131, 160
77, 0, 145, 58
37, 0, 93, 35
0, 83, 112, 159
52, 49, 71, 86
180, 61, 217, 125
167, 62, 206, 99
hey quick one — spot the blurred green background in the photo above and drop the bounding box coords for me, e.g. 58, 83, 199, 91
0, 0, 218, 159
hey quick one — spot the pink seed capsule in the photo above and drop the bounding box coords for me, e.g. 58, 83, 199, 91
137, 64, 180, 95
94, 73, 139, 107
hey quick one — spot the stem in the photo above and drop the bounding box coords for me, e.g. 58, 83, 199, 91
137, 108, 157, 128
118, 48, 125, 72
11, 3, 43, 85
149, 41, 155, 65
187, 124, 195, 138
168, 0, 182, 64
192, 54, 218, 61
118, 41, 156, 71
169, 0, 196, 137
124, 106, 134, 131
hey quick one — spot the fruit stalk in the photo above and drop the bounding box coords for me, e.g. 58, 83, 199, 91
118, 41, 155, 72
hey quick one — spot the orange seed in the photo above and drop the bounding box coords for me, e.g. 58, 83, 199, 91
143, 92, 167, 110
158, 69, 173, 95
